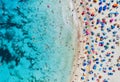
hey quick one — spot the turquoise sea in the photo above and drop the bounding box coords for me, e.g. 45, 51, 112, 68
0, 0, 76, 82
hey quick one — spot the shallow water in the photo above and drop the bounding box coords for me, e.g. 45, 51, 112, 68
0, 0, 75, 82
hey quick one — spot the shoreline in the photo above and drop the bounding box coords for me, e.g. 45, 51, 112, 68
60, 0, 80, 82
68, 0, 85, 82
68, 0, 92, 82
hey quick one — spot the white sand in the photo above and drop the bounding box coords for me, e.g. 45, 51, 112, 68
69, 0, 120, 82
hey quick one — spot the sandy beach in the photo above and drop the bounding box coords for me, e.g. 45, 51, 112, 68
69, 0, 87, 82
69, 0, 120, 82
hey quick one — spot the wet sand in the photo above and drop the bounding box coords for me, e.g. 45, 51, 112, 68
69, 0, 87, 82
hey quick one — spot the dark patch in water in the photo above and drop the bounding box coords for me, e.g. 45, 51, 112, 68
0, 48, 19, 65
